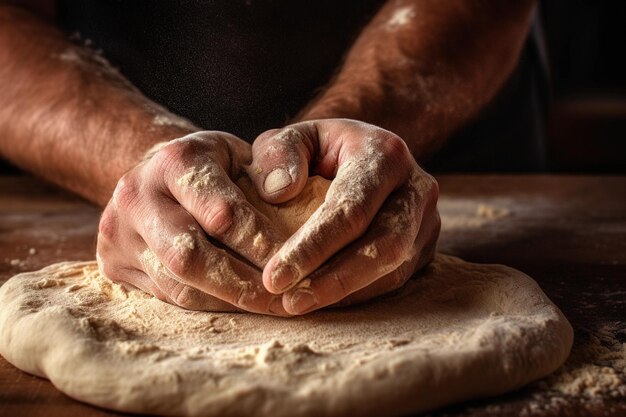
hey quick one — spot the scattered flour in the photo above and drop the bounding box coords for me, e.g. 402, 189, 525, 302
359, 243, 379, 259
173, 233, 195, 254
252, 232, 265, 249
176, 165, 238, 201
140, 249, 167, 278
440, 200, 512, 231
57, 49, 83, 64
433, 323, 626, 417
539, 323, 625, 398
386, 6, 415, 30
152, 114, 196, 131
476, 204, 511, 220
177, 165, 218, 192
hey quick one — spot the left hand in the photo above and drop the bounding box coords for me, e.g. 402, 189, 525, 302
248, 119, 440, 315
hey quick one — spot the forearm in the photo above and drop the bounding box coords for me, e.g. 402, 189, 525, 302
0, 5, 198, 205
296, 0, 536, 161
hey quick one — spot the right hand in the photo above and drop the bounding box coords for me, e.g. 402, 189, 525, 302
96, 131, 290, 315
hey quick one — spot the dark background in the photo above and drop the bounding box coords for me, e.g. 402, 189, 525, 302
541, 2, 626, 173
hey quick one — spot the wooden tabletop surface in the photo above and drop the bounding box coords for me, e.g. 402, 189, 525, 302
0, 174, 625, 417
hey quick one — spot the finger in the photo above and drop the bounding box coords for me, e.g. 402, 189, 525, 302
279, 185, 423, 314
154, 275, 242, 312
249, 126, 313, 203
281, 179, 439, 315
131, 197, 289, 316
96, 248, 171, 303
116, 268, 172, 302
96, 208, 161, 294
136, 247, 245, 312
97, 206, 240, 312
334, 210, 440, 308
263, 134, 414, 294
151, 139, 286, 268
335, 256, 419, 308
104, 143, 289, 316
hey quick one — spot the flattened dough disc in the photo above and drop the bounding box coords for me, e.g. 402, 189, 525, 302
0, 254, 572, 416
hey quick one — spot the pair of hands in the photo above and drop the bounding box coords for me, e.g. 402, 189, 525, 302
96, 119, 440, 316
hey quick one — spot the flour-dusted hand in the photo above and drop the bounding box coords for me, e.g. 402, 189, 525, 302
96, 132, 289, 315
250, 119, 440, 314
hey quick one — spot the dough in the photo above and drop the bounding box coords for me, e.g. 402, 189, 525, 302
235, 175, 331, 236
0, 176, 573, 417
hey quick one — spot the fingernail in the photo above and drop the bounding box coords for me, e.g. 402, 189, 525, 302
290, 290, 317, 313
268, 297, 285, 315
264, 168, 292, 194
271, 265, 297, 292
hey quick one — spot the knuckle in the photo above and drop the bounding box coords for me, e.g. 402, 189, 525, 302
159, 137, 200, 160
271, 127, 304, 145
98, 209, 118, 242
259, 128, 304, 161
411, 169, 439, 199
235, 286, 249, 309
151, 136, 215, 173
377, 235, 412, 269
379, 133, 411, 164
171, 284, 198, 310
113, 175, 141, 211
234, 279, 263, 310
201, 199, 234, 237
160, 245, 198, 279
255, 128, 281, 146
332, 272, 352, 297
337, 203, 370, 236
151, 142, 181, 171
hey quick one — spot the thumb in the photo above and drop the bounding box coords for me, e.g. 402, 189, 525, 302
249, 126, 313, 204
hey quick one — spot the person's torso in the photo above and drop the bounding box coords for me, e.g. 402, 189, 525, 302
57, 0, 385, 141
56, 1, 549, 172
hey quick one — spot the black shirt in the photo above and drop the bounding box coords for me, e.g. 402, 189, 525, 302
56, 0, 549, 172
57, 0, 385, 141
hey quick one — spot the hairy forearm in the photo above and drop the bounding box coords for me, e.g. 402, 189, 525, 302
0, 6, 198, 205
297, 0, 536, 162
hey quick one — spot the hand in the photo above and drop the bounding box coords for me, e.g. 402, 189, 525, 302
96, 131, 289, 315
249, 119, 440, 315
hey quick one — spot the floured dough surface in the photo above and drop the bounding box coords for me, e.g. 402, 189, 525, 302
236, 175, 331, 236
0, 254, 572, 416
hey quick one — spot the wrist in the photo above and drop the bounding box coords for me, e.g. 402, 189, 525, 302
295, 87, 369, 123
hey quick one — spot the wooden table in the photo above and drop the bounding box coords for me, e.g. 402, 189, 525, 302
1, 175, 625, 417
